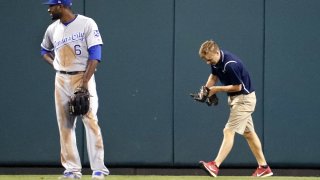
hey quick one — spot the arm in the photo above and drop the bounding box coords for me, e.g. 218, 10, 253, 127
41, 26, 54, 66
208, 84, 242, 96
82, 59, 99, 89
41, 48, 54, 67
82, 45, 102, 89
207, 63, 242, 96
205, 74, 218, 87
42, 53, 54, 67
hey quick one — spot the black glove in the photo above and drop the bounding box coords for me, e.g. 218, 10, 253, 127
206, 94, 219, 106
69, 87, 90, 116
190, 86, 210, 102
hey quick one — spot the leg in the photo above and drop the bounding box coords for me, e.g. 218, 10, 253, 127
81, 75, 109, 175
226, 92, 262, 165
245, 131, 273, 177
243, 131, 267, 166
199, 127, 235, 177
200, 93, 254, 177
55, 73, 82, 176
212, 94, 255, 167
214, 128, 235, 167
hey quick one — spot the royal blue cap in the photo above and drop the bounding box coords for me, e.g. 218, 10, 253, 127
43, 0, 72, 6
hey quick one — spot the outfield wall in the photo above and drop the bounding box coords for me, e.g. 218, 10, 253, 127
0, 0, 319, 168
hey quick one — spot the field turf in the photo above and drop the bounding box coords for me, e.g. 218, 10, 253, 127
0, 175, 319, 180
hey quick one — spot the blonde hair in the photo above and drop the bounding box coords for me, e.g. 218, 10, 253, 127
199, 40, 220, 58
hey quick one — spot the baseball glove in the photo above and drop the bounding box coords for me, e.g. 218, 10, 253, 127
69, 87, 90, 116
190, 86, 218, 106
206, 94, 219, 106
190, 86, 210, 102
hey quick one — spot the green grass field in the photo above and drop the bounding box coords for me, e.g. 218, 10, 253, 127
0, 175, 319, 180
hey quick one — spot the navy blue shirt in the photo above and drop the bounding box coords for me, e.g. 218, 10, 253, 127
211, 50, 254, 96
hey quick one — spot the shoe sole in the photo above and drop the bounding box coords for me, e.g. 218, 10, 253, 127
199, 161, 217, 177
261, 172, 273, 178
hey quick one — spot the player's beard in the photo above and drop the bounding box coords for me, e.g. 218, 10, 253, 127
51, 12, 62, 21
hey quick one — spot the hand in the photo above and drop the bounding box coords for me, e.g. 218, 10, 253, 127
208, 86, 218, 97
80, 80, 88, 90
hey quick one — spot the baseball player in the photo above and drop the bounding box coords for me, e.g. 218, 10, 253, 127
197, 40, 273, 177
40, 0, 109, 179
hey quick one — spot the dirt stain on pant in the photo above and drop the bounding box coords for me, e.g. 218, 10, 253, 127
84, 111, 104, 149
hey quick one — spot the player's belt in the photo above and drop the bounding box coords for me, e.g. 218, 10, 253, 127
56, 71, 85, 75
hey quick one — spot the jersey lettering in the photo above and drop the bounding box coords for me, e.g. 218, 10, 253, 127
54, 32, 85, 49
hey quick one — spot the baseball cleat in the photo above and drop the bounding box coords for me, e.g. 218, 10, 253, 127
58, 171, 81, 179
199, 160, 219, 177
92, 171, 105, 179
252, 166, 273, 177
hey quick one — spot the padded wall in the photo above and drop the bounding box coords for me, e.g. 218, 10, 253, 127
85, 0, 175, 166
264, 0, 320, 167
0, 0, 319, 168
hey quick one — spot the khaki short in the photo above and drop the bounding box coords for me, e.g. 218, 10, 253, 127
226, 92, 256, 135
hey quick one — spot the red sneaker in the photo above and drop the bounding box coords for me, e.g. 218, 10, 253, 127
252, 166, 273, 177
199, 161, 219, 177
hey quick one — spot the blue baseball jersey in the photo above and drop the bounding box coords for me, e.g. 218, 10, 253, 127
211, 50, 254, 96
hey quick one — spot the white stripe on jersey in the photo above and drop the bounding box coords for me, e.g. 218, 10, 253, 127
224, 60, 250, 93
223, 61, 237, 73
